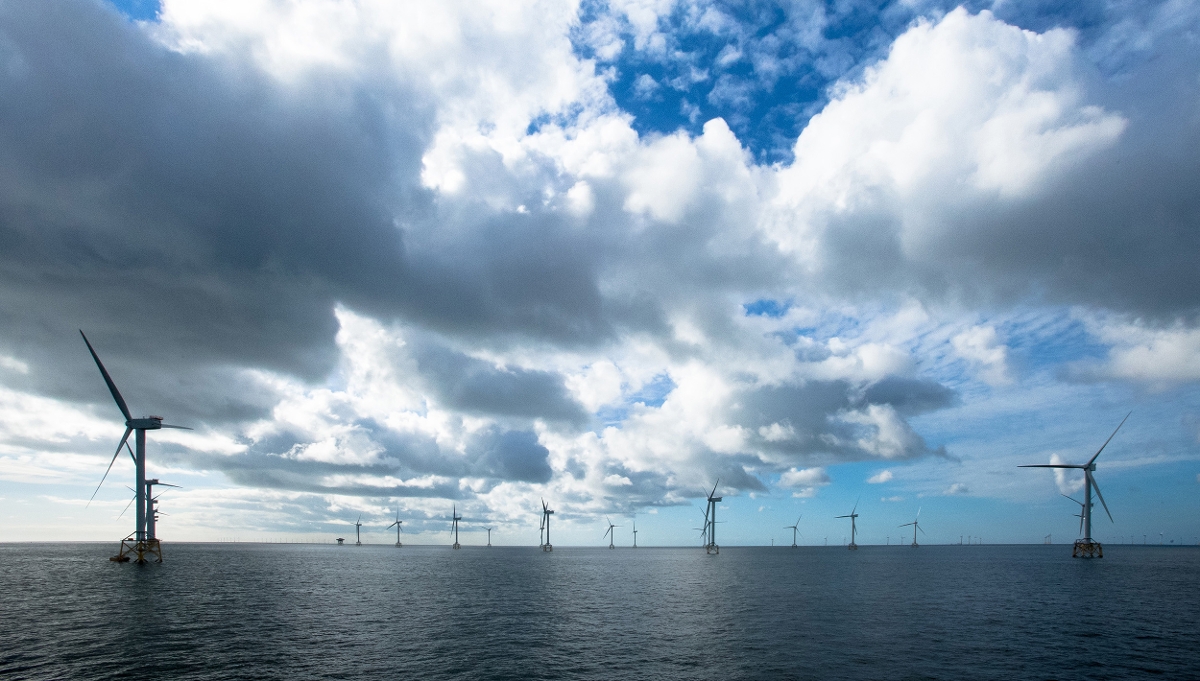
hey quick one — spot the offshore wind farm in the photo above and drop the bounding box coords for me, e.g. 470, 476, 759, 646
3, 0, 1200, 679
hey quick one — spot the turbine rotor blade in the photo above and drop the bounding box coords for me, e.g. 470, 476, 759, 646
1087, 411, 1131, 466
80, 331, 132, 421
159, 424, 193, 430
117, 492, 137, 520
1061, 494, 1083, 507
87, 427, 133, 506
1019, 464, 1083, 469
1089, 472, 1114, 523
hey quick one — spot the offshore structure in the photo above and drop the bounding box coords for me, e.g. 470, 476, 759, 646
1020, 412, 1129, 558
784, 515, 802, 547
603, 516, 619, 549
898, 508, 923, 547
387, 509, 403, 547
632, 518, 638, 548
451, 505, 462, 549
485, 527, 493, 546
540, 498, 554, 551
354, 515, 363, 546
82, 331, 191, 564
701, 480, 721, 554
836, 501, 860, 550
144, 478, 179, 545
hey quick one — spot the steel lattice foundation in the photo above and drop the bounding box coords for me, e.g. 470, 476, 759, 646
542, 543, 553, 552
1073, 540, 1103, 558
110, 537, 162, 564
705, 543, 719, 555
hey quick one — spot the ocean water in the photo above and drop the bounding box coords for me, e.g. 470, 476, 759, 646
1, 543, 1197, 680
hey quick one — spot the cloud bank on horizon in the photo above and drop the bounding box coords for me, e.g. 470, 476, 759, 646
1, 0, 1198, 541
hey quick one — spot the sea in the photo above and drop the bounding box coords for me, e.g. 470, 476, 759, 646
1, 543, 1197, 680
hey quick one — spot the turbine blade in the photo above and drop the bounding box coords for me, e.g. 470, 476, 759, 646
159, 424, 193, 430
87, 427, 133, 506
125, 440, 135, 463
1087, 411, 1131, 466
1078, 513, 1084, 534
80, 331, 132, 422
1089, 472, 1114, 523
1019, 464, 1081, 469
918, 526, 926, 535
117, 492, 137, 520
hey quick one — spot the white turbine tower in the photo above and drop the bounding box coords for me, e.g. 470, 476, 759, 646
354, 516, 363, 546
784, 515, 802, 548
836, 500, 860, 550
898, 508, 924, 547
1020, 412, 1129, 558
387, 509, 403, 547
603, 516, 619, 549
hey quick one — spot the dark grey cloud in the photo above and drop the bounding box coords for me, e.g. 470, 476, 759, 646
731, 377, 954, 462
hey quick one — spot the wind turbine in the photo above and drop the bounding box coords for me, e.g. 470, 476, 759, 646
1062, 494, 1086, 536
784, 515, 802, 548
632, 518, 638, 548
1020, 412, 1129, 558
144, 478, 179, 543
354, 516, 363, 546
701, 480, 722, 555
81, 331, 192, 564
451, 505, 462, 549
603, 516, 619, 549
836, 500, 859, 550
898, 508, 924, 547
485, 527, 493, 547
387, 509, 403, 547
540, 498, 554, 552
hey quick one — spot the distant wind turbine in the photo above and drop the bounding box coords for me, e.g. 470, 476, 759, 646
836, 500, 860, 550
540, 499, 554, 552
1020, 412, 1129, 558
603, 516, 619, 549
387, 509, 403, 547
451, 505, 462, 549
701, 480, 722, 555
81, 331, 192, 564
354, 516, 363, 546
632, 518, 638, 548
898, 508, 924, 547
485, 527, 493, 547
784, 515, 802, 548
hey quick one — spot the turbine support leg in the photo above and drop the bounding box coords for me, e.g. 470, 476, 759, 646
1073, 540, 1103, 558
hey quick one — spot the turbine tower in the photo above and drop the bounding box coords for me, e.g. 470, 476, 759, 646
81, 331, 192, 564
603, 516, 619, 549
836, 500, 859, 550
451, 505, 462, 549
632, 518, 638, 548
144, 478, 179, 544
898, 508, 924, 547
701, 480, 722, 555
1020, 412, 1129, 558
354, 515, 363, 546
784, 515, 802, 548
387, 509, 403, 547
485, 527, 493, 547
540, 498, 554, 552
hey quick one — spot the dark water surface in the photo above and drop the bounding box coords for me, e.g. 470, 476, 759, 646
1, 543, 1197, 680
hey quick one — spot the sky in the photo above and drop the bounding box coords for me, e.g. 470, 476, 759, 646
0, 0, 1198, 547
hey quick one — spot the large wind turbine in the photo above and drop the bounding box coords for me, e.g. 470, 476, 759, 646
1020, 412, 1129, 558
540, 498, 554, 552
144, 478, 179, 544
81, 331, 191, 564
451, 505, 462, 549
836, 500, 859, 550
701, 480, 722, 555
355, 516, 363, 546
603, 516, 619, 549
784, 515, 802, 548
898, 508, 924, 547
387, 509, 403, 547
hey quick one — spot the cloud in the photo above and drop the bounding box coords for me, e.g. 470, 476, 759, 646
779, 466, 831, 497
952, 325, 1012, 385
881, 495, 904, 502
867, 470, 893, 484
943, 483, 970, 496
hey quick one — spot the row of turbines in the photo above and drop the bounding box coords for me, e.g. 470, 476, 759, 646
79, 332, 1132, 563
